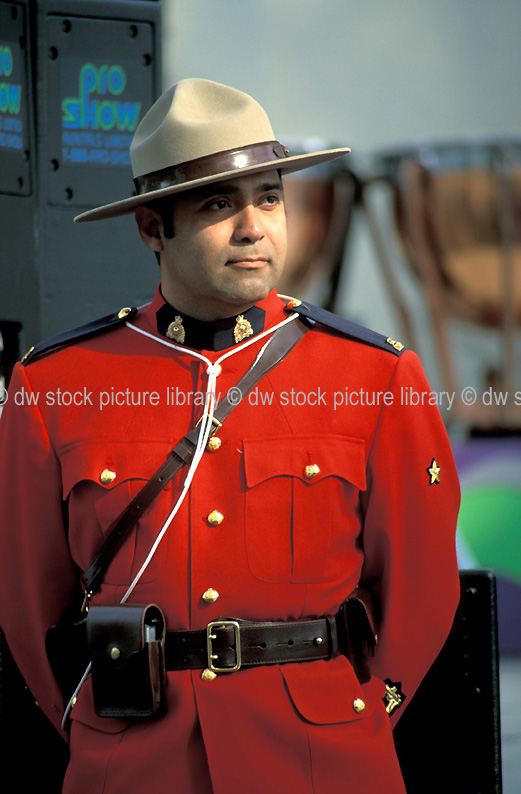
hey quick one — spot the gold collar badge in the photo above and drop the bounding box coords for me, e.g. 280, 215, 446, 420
427, 458, 441, 485
233, 315, 254, 344
166, 315, 186, 344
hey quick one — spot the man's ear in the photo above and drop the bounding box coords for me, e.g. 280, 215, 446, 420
135, 205, 164, 253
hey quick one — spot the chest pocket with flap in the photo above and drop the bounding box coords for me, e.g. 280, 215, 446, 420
61, 441, 172, 586
242, 434, 366, 584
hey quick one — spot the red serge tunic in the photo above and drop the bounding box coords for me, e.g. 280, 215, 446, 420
0, 289, 460, 794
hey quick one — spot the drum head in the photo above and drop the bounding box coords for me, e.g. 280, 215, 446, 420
381, 140, 521, 327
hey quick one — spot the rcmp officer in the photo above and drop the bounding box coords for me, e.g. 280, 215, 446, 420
0, 79, 460, 793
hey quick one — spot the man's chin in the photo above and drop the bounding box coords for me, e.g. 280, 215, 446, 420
217, 279, 276, 311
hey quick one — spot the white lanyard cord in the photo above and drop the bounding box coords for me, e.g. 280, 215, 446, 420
61, 311, 299, 729
124, 310, 298, 362
120, 311, 298, 602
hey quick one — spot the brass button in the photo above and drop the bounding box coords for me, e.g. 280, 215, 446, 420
118, 307, 132, 319
100, 468, 116, 484
207, 510, 224, 526
353, 698, 365, 713
287, 298, 302, 309
202, 588, 219, 603
304, 464, 320, 479
207, 436, 222, 452
110, 647, 121, 660
201, 668, 217, 682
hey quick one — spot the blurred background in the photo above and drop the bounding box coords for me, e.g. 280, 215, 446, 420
154, 0, 521, 650
0, 0, 520, 790
164, 7, 521, 791
164, 0, 521, 361
171, 0, 521, 654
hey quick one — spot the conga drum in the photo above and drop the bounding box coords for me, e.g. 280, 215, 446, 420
278, 138, 359, 310
373, 138, 521, 430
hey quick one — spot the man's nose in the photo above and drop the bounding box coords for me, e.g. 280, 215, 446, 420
232, 205, 265, 243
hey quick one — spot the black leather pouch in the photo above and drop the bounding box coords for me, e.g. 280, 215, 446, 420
86, 603, 167, 720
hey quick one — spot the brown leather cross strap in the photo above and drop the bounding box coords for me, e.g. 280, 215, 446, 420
81, 316, 309, 598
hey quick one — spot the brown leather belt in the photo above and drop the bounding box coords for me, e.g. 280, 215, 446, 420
165, 601, 375, 683
166, 617, 338, 672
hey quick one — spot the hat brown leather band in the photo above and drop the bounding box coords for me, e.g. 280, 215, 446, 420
133, 141, 290, 195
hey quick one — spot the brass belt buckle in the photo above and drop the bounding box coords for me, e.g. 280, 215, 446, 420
206, 620, 242, 672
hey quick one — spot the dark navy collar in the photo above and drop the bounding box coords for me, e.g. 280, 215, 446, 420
155, 303, 266, 351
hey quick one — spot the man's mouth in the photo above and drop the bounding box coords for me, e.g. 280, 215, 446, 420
226, 257, 269, 269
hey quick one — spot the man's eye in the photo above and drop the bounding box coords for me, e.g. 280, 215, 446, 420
262, 194, 281, 206
205, 198, 229, 211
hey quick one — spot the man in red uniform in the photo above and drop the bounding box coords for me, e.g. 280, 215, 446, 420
0, 79, 460, 793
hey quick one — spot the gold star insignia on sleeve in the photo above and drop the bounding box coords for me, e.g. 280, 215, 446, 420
427, 458, 441, 485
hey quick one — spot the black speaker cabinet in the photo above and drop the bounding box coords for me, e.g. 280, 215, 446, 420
394, 569, 502, 794
0, 0, 161, 352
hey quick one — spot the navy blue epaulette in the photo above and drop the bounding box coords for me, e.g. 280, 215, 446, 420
21, 306, 137, 366
284, 299, 406, 356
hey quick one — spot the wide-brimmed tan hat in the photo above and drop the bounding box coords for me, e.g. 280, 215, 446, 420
74, 78, 350, 223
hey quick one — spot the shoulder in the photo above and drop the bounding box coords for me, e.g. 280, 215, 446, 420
284, 299, 406, 357
21, 306, 137, 366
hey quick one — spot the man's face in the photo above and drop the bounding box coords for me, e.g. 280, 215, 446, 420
150, 172, 287, 321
